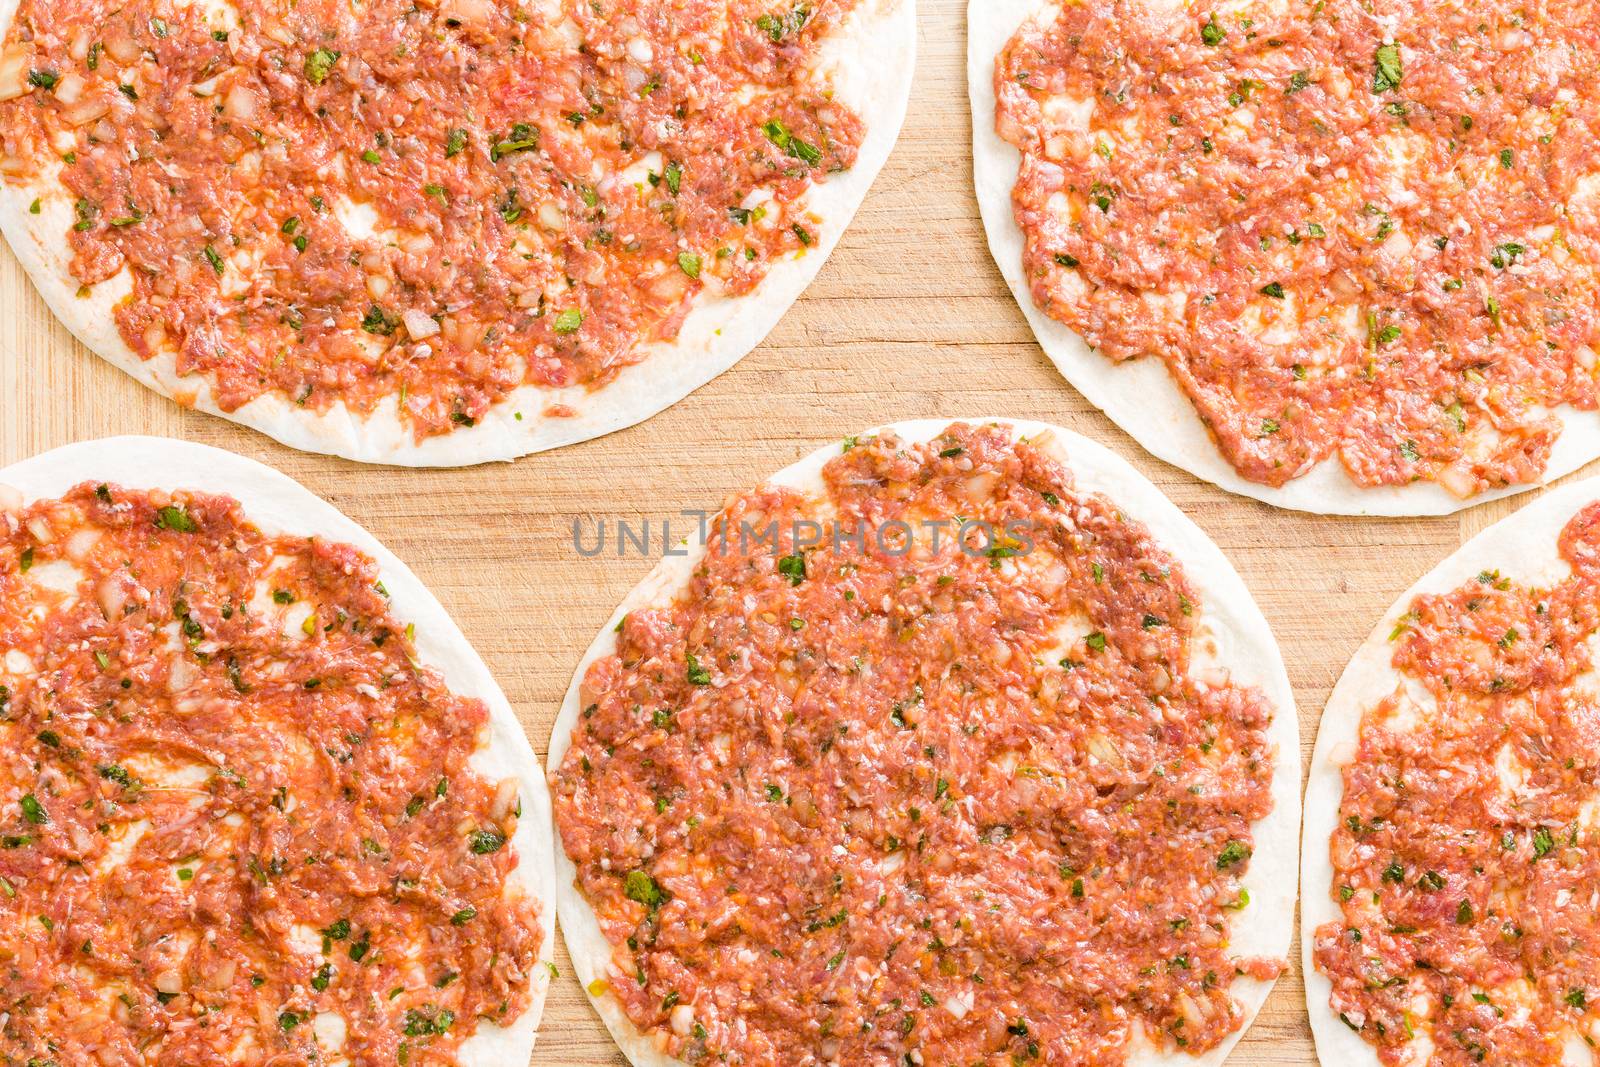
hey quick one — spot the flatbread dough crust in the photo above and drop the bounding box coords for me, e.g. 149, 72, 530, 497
967, 0, 1600, 516
549, 417, 1302, 1067
0, 0, 916, 467
0, 435, 559, 1064
1301, 476, 1600, 1067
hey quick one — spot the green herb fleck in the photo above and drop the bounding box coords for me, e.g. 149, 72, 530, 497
491, 123, 540, 162
1372, 43, 1402, 93
467, 829, 505, 855
20, 794, 47, 825
777, 553, 807, 585
1216, 840, 1250, 869
624, 869, 666, 911
304, 49, 341, 85
155, 505, 197, 533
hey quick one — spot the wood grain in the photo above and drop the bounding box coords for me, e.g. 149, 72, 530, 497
3, 2, 1594, 1062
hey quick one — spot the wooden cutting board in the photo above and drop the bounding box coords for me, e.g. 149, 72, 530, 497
1, 1, 1586, 1062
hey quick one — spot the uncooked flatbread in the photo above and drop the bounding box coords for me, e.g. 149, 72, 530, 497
0, 0, 915, 467
969, 0, 1600, 516
1303, 476, 1600, 1066
0, 435, 558, 1064
549, 417, 1301, 1067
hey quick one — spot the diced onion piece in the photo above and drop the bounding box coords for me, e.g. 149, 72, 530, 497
443, 0, 494, 28
1437, 463, 1477, 499
62, 96, 111, 128
491, 777, 520, 820
553, 19, 582, 47
223, 83, 259, 122
962, 471, 999, 503
168, 655, 200, 694
648, 269, 689, 302
206, 958, 237, 990
1148, 664, 1171, 694
104, 34, 141, 65
64, 528, 98, 561
1176, 990, 1209, 1028
260, 22, 294, 47
402, 309, 440, 340
1087, 732, 1125, 769
0, 45, 30, 102
53, 72, 85, 106
97, 576, 128, 620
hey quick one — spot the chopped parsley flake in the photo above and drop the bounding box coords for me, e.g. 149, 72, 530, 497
777, 553, 807, 585
624, 869, 666, 911
491, 123, 541, 162
467, 828, 505, 855
154, 505, 198, 533
20, 794, 47, 825
1216, 840, 1251, 869
1372, 43, 1402, 93
304, 49, 341, 85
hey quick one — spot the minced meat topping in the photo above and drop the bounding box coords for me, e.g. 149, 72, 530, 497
0, 482, 541, 1065
0, 0, 863, 437
1316, 501, 1600, 1064
554, 422, 1284, 1065
996, 0, 1600, 497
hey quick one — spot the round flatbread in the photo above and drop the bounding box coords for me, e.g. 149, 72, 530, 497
549, 418, 1300, 1067
0, 436, 556, 1063
970, 0, 1600, 516
1304, 477, 1600, 1065
0, 0, 914, 466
